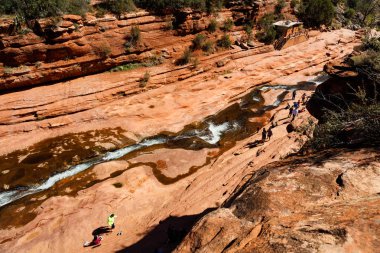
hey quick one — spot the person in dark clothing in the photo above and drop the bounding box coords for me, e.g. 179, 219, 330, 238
262, 128, 267, 142
288, 106, 294, 118
267, 128, 273, 140
302, 93, 307, 104
292, 90, 297, 100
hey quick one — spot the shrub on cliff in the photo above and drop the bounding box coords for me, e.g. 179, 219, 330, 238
191, 34, 206, 51
8, 0, 89, 22
351, 37, 380, 75
256, 27, 277, 44
217, 34, 232, 48
222, 18, 234, 31
96, 0, 136, 16
0, 0, 14, 15
133, 0, 225, 14
125, 25, 141, 48
139, 71, 150, 87
208, 18, 218, 33
308, 97, 380, 149
256, 13, 277, 44
176, 48, 193, 65
275, 0, 286, 14
202, 40, 215, 53
299, 0, 335, 27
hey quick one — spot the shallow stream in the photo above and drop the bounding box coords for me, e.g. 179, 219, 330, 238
0, 76, 327, 226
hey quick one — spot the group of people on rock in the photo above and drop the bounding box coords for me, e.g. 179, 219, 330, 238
261, 127, 273, 142
83, 214, 118, 248
287, 91, 308, 121
257, 90, 308, 144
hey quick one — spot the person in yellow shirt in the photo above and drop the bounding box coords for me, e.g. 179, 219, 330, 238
108, 214, 116, 229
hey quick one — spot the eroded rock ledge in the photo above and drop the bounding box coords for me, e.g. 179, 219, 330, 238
0, 1, 285, 91
174, 148, 380, 253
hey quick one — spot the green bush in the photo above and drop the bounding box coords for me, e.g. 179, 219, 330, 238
346, 0, 358, 9
6, 0, 89, 23
94, 43, 112, 58
97, 0, 136, 16
0, 0, 15, 15
134, 0, 226, 14
143, 52, 164, 67
351, 37, 380, 73
257, 13, 275, 30
110, 63, 142, 72
290, 0, 299, 8
352, 51, 380, 72
299, 0, 335, 27
308, 101, 380, 150
191, 57, 200, 69
208, 18, 218, 33
139, 71, 150, 87
256, 26, 277, 44
244, 24, 253, 40
222, 18, 234, 31
205, 0, 224, 13
275, 0, 286, 14
202, 40, 215, 53
217, 34, 232, 48
191, 34, 206, 50
176, 48, 193, 65
62, 0, 89, 16
125, 25, 141, 48
363, 37, 380, 52
344, 8, 356, 19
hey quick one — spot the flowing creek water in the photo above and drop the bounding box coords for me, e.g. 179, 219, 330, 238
0, 76, 328, 228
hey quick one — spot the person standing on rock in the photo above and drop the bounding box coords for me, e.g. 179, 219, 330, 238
288, 106, 294, 118
291, 108, 298, 121
302, 93, 307, 104
262, 128, 267, 142
292, 90, 297, 100
267, 128, 273, 140
108, 214, 117, 230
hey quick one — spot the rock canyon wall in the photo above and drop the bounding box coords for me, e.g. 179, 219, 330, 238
1, 2, 377, 253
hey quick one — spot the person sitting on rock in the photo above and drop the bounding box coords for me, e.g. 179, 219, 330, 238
83, 235, 102, 247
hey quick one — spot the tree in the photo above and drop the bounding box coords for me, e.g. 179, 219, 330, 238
356, 0, 380, 26
98, 0, 136, 17
300, 0, 335, 27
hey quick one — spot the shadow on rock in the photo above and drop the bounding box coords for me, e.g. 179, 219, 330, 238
116, 208, 216, 253
92, 226, 112, 236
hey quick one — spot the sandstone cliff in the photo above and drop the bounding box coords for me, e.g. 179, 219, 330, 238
174, 60, 380, 253
0, 2, 370, 253
174, 148, 380, 253
0, 1, 287, 91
